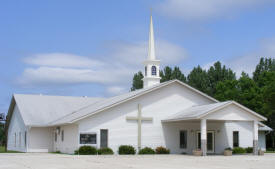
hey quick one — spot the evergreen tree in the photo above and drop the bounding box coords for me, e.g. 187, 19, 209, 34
215, 80, 239, 101
171, 66, 186, 82
207, 62, 236, 96
160, 66, 173, 82
253, 57, 275, 83
130, 71, 144, 91
187, 66, 209, 94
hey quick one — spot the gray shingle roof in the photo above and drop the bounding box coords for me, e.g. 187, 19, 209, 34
14, 94, 104, 126
162, 101, 231, 121
162, 101, 267, 122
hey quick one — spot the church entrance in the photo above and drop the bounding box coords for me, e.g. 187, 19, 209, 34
196, 131, 215, 153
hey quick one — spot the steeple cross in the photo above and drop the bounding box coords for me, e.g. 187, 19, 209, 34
126, 104, 153, 150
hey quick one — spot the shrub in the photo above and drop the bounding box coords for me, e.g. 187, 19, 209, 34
155, 146, 170, 154
267, 148, 275, 151
232, 147, 246, 154
77, 146, 97, 155
225, 147, 232, 151
118, 145, 136, 155
138, 147, 155, 154
245, 147, 253, 153
97, 147, 114, 155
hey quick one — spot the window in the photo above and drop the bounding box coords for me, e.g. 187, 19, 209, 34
55, 132, 57, 142
14, 133, 16, 147
233, 131, 239, 147
19, 132, 21, 146
61, 130, 64, 142
100, 129, 108, 148
145, 66, 147, 76
151, 66, 156, 75
180, 130, 187, 149
24, 132, 27, 147
80, 134, 96, 144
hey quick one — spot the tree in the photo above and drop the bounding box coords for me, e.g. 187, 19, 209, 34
215, 80, 239, 101
187, 66, 209, 94
171, 66, 186, 82
131, 71, 144, 91
207, 62, 236, 96
253, 58, 275, 83
160, 66, 173, 82
0, 122, 4, 146
237, 72, 263, 114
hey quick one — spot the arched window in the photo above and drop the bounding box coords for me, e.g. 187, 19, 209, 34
145, 66, 147, 76
151, 66, 157, 76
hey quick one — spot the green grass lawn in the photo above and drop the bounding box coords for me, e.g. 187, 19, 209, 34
265, 151, 275, 153
0, 146, 22, 153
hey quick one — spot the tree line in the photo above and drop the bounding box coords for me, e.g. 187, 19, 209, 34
131, 57, 275, 148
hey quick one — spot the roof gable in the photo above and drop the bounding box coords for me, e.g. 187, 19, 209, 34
163, 101, 267, 122
50, 80, 218, 125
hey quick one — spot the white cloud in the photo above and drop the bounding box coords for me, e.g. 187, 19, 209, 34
18, 40, 187, 95
24, 53, 104, 68
201, 38, 275, 77
106, 86, 127, 95
156, 0, 274, 21
228, 38, 275, 77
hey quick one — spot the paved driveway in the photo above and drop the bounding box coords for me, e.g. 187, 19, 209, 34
0, 153, 274, 169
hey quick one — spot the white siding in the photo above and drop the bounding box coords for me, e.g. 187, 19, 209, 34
162, 121, 255, 154
28, 127, 54, 152
53, 124, 78, 154
7, 105, 27, 152
77, 82, 215, 154
206, 104, 261, 121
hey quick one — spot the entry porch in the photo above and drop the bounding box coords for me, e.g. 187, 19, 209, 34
161, 101, 266, 156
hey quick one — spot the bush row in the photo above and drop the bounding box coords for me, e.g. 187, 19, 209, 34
225, 147, 254, 154
74, 146, 114, 155
75, 145, 170, 155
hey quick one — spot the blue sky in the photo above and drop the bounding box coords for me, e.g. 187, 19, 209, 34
1, 0, 275, 114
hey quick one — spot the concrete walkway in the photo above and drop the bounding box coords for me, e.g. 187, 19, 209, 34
0, 153, 274, 169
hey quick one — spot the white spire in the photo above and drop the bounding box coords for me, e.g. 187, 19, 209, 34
148, 14, 156, 60
142, 12, 161, 88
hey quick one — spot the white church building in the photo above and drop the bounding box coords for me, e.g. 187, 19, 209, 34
6, 16, 272, 156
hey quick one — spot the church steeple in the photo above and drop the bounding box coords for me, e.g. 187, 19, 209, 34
148, 14, 156, 60
142, 14, 161, 88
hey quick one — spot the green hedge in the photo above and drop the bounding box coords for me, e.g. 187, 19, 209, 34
75, 146, 97, 155
232, 147, 246, 154
138, 147, 155, 154
245, 147, 253, 153
118, 145, 136, 155
155, 146, 170, 154
97, 147, 114, 155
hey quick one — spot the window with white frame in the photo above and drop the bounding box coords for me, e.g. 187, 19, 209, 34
14, 133, 16, 147
151, 66, 157, 75
24, 131, 27, 147
180, 130, 187, 149
19, 132, 21, 146
80, 133, 96, 144
61, 130, 64, 142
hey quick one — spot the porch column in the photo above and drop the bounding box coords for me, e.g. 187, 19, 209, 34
253, 120, 258, 155
201, 119, 207, 156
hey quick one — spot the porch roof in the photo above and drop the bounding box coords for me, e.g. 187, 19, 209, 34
162, 101, 231, 122
162, 101, 267, 122
259, 122, 273, 131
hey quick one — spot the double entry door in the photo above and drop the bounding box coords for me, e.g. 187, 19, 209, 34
196, 131, 215, 153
